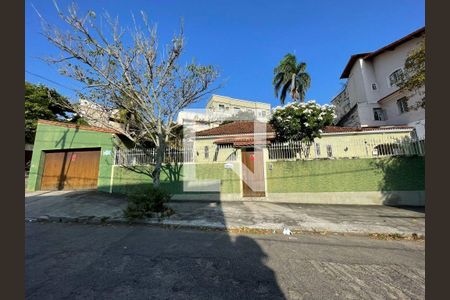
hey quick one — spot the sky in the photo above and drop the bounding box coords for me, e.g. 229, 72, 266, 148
25, 0, 425, 109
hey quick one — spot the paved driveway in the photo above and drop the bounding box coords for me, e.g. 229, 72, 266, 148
25, 190, 425, 236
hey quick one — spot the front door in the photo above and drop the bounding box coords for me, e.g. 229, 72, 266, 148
241, 148, 265, 197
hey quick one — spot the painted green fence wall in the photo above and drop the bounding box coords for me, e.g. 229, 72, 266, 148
266, 156, 425, 193
111, 163, 241, 195
27, 123, 117, 192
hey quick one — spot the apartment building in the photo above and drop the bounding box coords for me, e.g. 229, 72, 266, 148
177, 94, 272, 132
331, 27, 425, 139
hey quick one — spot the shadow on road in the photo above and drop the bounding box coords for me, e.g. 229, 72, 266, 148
25, 190, 287, 299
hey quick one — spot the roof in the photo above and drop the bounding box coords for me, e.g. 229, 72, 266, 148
37, 119, 120, 134
214, 137, 272, 147
339, 53, 371, 80
340, 27, 425, 79
196, 121, 412, 139
196, 121, 275, 137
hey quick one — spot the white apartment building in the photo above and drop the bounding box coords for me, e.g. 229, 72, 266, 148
331, 27, 425, 139
177, 94, 272, 132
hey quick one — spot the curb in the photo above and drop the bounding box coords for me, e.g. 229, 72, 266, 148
25, 215, 425, 241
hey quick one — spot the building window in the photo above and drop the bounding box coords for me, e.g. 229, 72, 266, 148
371, 83, 377, 90
218, 104, 225, 111
397, 97, 409, 114
326, 145, 333, 158
373, 108, 386, 121
204, 146, 209, 159
389, 69, 404, 87
315, 143, 321, 157
261, 111, 266, 117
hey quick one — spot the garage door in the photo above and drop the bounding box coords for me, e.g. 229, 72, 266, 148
40, 149, 101, 190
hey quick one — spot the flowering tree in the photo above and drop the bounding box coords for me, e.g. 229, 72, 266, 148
270, 101, 335, 142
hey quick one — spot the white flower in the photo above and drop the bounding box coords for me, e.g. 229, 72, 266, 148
319, 129, 323, 133
304, 122, 309, 127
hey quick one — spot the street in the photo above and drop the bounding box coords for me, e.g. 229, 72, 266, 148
26, 223, 424, 299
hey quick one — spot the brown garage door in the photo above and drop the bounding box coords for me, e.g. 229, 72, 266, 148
40, 149, 101, 190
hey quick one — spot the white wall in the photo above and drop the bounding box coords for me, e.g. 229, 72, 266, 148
340, 33, 425, 130
372, 37, 424, 100
346, 62, 367, 107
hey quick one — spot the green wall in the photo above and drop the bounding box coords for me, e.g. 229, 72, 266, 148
27, 123, 117, 192
28, 123, 424, 198
112, 163, 241, 195
266, 157, 425, 193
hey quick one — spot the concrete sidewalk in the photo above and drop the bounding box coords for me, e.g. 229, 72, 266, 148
25, 190, 425, 237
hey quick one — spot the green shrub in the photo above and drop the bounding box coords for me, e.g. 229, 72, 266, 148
123, 187, 174, 220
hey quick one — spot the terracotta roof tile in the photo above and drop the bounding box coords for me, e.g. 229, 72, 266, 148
196, 121, 275, 137
340, 27, 425, 79
196, 121, 412, 138
214, 137, 272, 147
37, 119, 120, 134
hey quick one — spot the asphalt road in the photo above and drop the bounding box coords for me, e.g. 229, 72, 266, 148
26, 223, 425, 299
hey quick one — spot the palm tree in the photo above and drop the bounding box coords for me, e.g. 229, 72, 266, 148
273, 53, 311, 104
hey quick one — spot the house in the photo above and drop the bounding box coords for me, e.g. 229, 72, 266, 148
331, 27, 425, 139
194, 121, 416, 163
176, 94, 272, 132
27, 119, 120, 193
27, 119, 424, 206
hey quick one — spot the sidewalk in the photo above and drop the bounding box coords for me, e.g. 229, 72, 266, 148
25, 191, 425, 237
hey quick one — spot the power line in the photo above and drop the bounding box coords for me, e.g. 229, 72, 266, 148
25, 70, 80, 93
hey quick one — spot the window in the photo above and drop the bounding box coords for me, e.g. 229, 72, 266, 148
204, 146, 209, 159
389, 69, 404, 87
315, 143, 321, 156
397, 97, 409, 114
326, 145, 333, 158
218, 104, 225, 111
371, 83, 377, 90
261, 111, 267, 117
373, 108, 386, 121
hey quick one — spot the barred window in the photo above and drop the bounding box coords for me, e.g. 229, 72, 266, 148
315, 143, 321, 156
373, 108, 386, 121
326, 145, 333, 158
397, 97, 409, 114
389, 69, 404, 87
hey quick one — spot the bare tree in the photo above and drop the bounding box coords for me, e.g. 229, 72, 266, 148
36, 2, 220, 186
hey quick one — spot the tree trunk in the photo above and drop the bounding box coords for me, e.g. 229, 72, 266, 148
290, 73, 297, 101
152, 132, 166, 187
